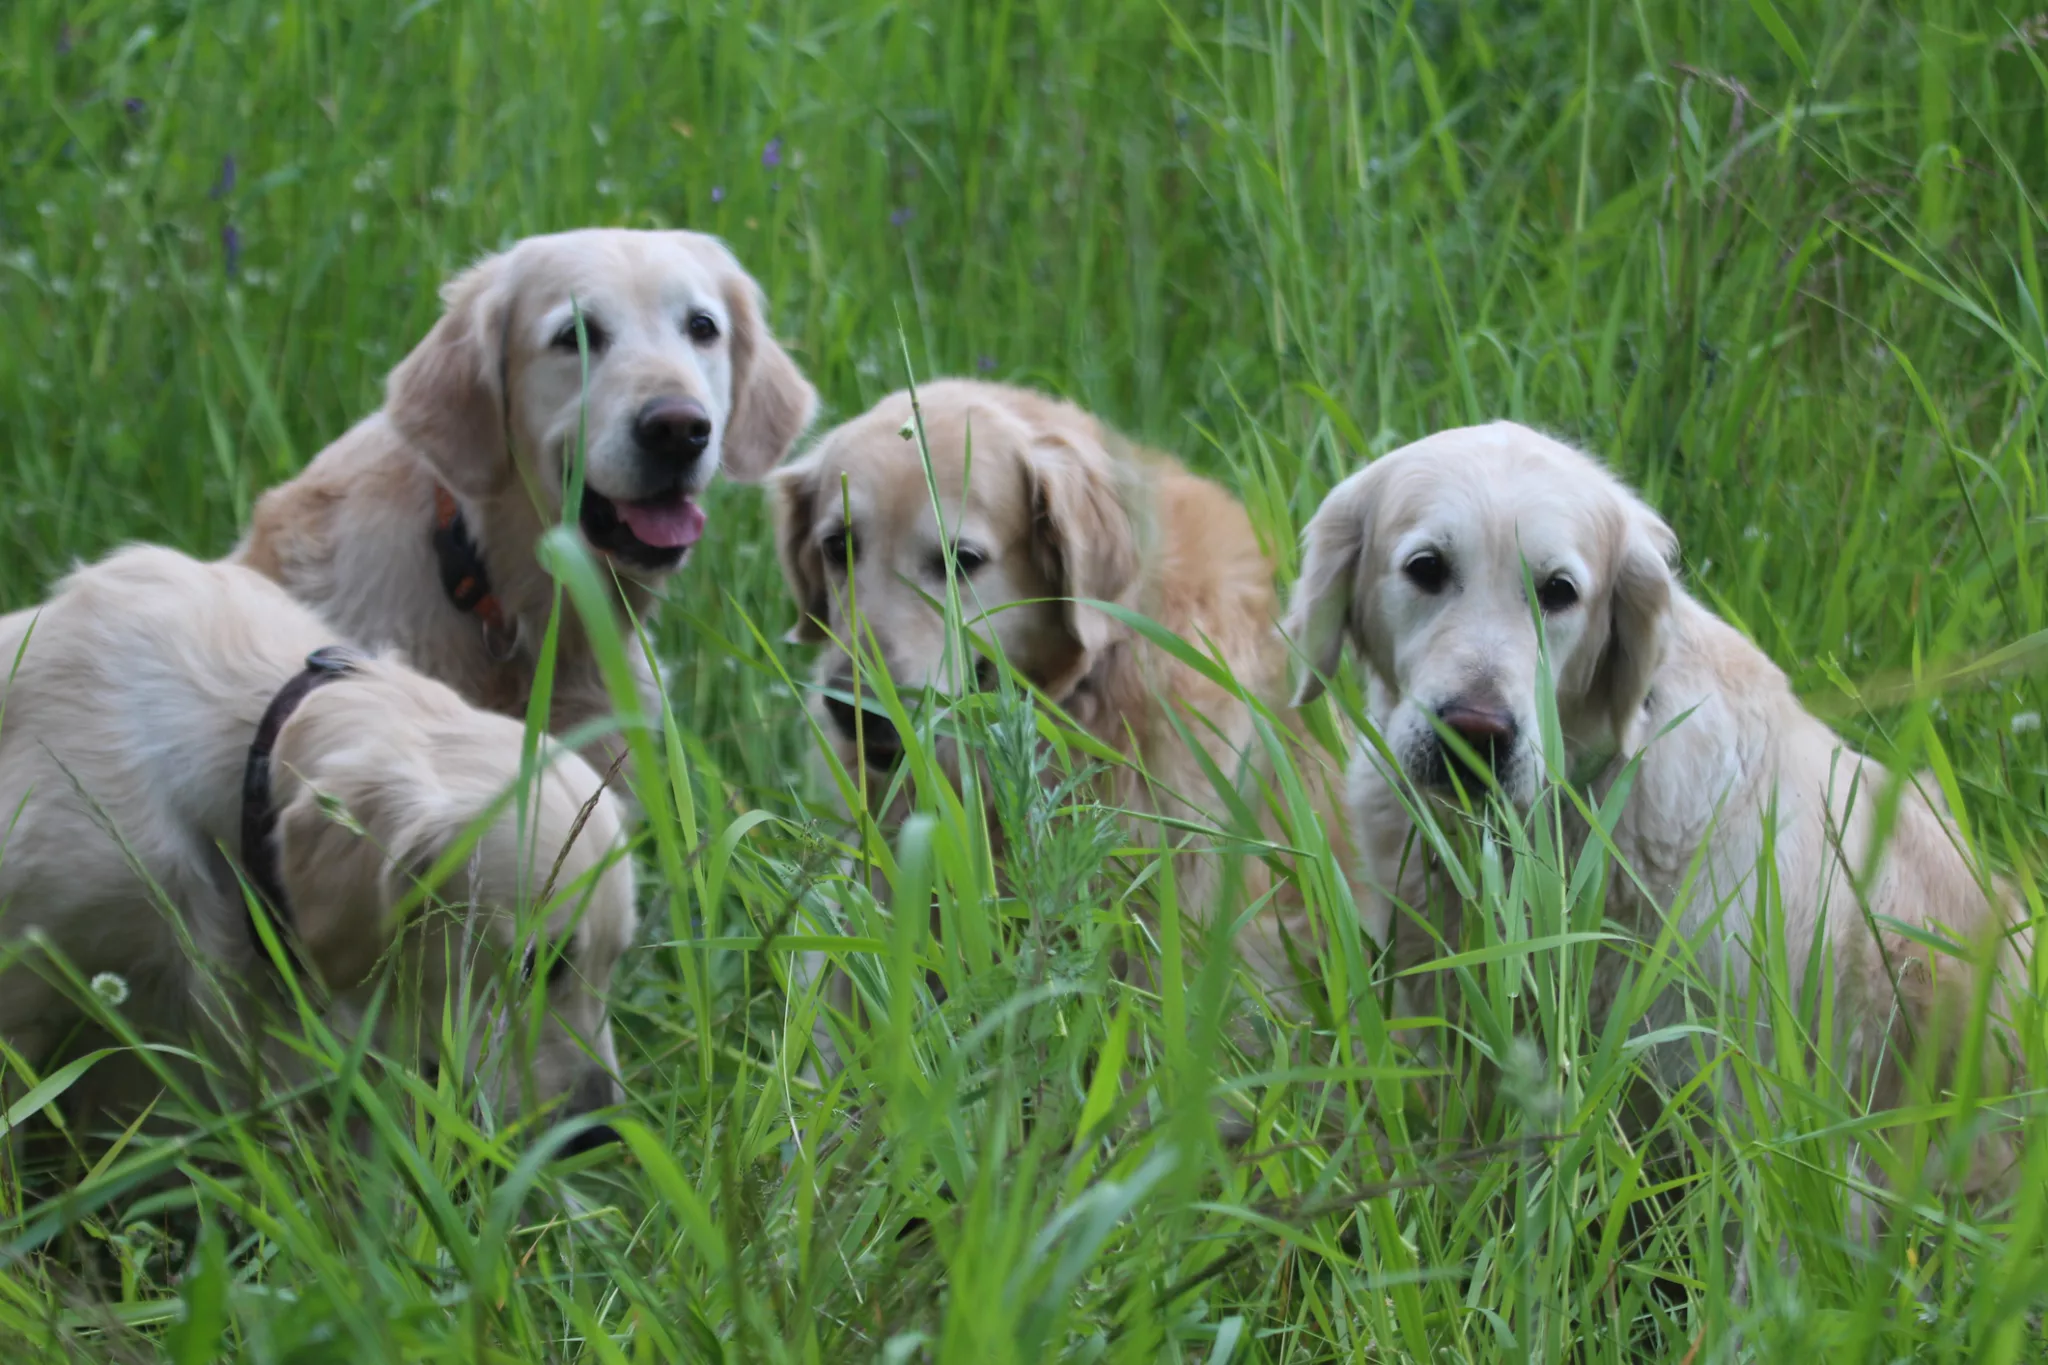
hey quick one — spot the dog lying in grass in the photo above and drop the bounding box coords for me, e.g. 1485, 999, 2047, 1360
770, 379, 1356, 1044
235, 228, 817, 769
0, 546, 636, 1151
1284, 420, 2027, 1187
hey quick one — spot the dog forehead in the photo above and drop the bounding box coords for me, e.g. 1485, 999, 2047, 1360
552, 858, 637, 966
1373, 427, 1622, 563
506, 230, 731, 318
532, 766, 636, 955
810, 405, 1032, 528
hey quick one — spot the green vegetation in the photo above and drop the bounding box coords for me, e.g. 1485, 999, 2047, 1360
2, 0, 2045, 1359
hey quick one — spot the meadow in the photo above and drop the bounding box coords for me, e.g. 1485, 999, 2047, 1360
3, 0, 2047, 1359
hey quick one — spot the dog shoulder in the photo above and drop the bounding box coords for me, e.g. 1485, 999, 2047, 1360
1126, 457, 1289, 731
235, 414, 424, 581
1153, 461, 1281, 638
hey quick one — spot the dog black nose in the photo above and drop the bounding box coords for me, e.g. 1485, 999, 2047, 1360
633, 397, 713, 463
560, 1121, 622, 1157
824, 672, 902, 768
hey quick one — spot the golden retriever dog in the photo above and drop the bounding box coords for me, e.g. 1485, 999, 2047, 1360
0, 547, 637, 1150
1284, 421, 2025, 1179
235, 228, 817, 766
771, 380, 1351, 1032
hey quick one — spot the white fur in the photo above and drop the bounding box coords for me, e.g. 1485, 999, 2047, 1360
1285, 422, 2025, 1178
0, 547, 636, 1129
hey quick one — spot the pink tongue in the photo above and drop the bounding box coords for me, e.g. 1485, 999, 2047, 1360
616, 495, 706, 549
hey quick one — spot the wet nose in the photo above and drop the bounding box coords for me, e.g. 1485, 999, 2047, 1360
633, 396, 713, 464
560, 1121, 621, 1157
1438, 702, 1516, 744
1435, 700, 1517, 782
824, 672, 902, 768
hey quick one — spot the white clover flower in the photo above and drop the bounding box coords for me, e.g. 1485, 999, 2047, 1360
2012, 711, 2041, 736
90, 972, 130, 1007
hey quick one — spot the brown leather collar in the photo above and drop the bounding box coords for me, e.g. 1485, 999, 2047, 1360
431, 485, 512, 646
240, 647, 360, 962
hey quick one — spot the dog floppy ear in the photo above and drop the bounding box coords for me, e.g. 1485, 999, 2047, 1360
719, 271, 817, 481
1282, 463, 1384, 705
1590, 499, 1676, 746
1024, 431, 1140, 658
273, 768, 452, 990
768, 454, 829, 644
384, 252, 513, 499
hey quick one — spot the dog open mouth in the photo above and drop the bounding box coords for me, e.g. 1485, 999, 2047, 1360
578, 487, 706, 571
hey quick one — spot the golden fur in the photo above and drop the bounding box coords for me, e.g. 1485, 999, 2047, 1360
0, 547, 636, 1134
233, 228, 817, 767
771, 380, 1354, 1013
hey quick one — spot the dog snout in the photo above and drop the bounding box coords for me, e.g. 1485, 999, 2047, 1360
560, 1121, 622, 1157
633, 396, 713, 465
1431, 698, 1518, 788
1438, 701, 1516, 745
824, 671, 902, 768
567, 1057, 622, 1109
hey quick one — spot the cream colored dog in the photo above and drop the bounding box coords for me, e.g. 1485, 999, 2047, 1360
235, 228, 816, 764
0, 547, 637, 1144
1285, 421, 2024, 1140
772, 380, 1351, 1013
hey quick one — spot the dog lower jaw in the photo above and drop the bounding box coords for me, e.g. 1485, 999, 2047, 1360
1407, 749, 1526, 810
577, 488, 695, 575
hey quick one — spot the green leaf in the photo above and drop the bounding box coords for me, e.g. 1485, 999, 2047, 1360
1748, 0, 1812, 84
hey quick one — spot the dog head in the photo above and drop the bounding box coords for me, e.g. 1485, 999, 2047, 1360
1283, 421, 1676, 807
273, 664, 637, 1141
768, 380, 1141, 772
385, 228, 816, 577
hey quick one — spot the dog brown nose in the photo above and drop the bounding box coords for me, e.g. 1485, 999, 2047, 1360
633, 397, 713, 463
1431, 700, 1518, 791
1437, 702, 1516, 742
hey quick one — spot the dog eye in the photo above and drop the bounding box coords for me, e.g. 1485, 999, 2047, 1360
546, 951, 573, 988
935, 544, 987, 577
551, 316, 609, 354
1537, 574, 1579, 613
685, 311, 720, 344
820, 528, 856, 567
1403, 551, 1449, 593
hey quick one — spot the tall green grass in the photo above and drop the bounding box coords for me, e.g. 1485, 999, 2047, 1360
1, 0, 2045, 1359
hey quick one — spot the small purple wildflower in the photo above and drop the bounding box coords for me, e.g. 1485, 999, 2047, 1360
889, 206, 913, 228
222, 223, 241, 278
761, 137, 783, 168
210, 154, 237, 200
57, 24, 74, 55
977, 354, 997, 373
710, 185, 725, 203
123, 97, 145, 117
